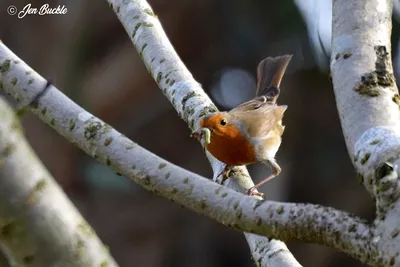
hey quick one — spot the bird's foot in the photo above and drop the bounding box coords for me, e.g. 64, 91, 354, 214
247, 186, 265, 198
215, 166, 231, 185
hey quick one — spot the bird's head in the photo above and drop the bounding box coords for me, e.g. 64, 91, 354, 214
191, 112, 241, 144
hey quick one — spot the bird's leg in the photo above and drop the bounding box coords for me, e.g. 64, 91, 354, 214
247, 159, 281, 196
215, 165, 232, 184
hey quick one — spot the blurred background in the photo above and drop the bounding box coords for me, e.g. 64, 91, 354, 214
2, 0, 399, 266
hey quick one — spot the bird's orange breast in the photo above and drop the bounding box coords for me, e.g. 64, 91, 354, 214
205, 130, 257, 166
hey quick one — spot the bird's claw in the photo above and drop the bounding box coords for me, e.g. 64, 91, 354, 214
214, 166, 231, 185
214, 175, 224, 185
247, 187, 265, 198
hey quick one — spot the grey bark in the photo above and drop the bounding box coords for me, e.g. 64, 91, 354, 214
331, 0, 400, 265
1, 0, 399, 265
106, 0, 302, 266
0, 97, 118, 267
0, 14, 371, 267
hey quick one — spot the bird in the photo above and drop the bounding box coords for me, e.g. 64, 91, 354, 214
191, 55, 292, 196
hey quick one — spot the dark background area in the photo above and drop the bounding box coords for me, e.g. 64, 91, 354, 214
0, 0, 380, 266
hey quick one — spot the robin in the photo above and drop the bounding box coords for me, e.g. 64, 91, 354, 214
191, 55, 292, 196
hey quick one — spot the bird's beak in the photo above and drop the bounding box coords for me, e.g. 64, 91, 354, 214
190, 127, 211, 144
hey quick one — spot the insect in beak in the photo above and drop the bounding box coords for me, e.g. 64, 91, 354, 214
190, 127, 212, 144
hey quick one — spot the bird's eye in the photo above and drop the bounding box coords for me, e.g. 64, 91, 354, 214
220, 119, 227, 126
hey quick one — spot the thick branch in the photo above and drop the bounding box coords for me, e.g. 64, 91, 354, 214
331, 0, 400, 214
331, 0, 400, 265
0, 42, 376, 264
105, 0, 300, 266
0, 98, 118, 267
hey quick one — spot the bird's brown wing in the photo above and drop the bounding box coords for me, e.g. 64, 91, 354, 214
227, 55, 291, 138
229, 101, 286, 138
229, 96, 268, 113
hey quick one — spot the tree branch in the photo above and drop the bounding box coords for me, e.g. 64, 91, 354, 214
105, 0, 301, 265
0, 41, 376, 264
331, 0, 400, 214
331, 0, 400, 265
0, 97, 118, 267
